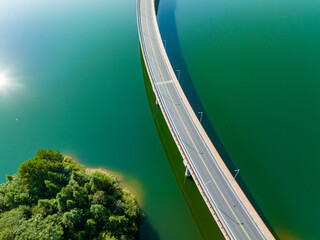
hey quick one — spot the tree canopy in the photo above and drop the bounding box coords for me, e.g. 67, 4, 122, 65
0, 149, 144, 240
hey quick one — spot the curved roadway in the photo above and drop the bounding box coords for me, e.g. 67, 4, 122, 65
137, 0, 275, 239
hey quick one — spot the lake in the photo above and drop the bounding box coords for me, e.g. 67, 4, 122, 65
158, 0, 320, 239
0, 0, 203, 239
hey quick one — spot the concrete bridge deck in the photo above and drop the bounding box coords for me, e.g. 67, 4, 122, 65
137, 0, 275, 239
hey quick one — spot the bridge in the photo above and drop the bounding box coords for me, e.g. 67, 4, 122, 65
137, 0, 275, 239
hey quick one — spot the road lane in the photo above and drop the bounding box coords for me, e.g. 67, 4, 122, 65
137, 0, 275, 239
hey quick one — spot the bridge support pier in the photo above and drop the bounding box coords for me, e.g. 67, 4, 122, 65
156, 98, 159, 106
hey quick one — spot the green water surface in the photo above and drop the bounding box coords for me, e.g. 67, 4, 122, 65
0, 0, 202, 239
159, 0, 320, 239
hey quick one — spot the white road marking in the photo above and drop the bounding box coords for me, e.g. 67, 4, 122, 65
157, 80, 174, 85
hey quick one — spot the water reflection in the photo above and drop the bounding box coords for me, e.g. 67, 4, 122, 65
155, 0, 278, 237
139, 47, 224, 240
0, 70, 24, 96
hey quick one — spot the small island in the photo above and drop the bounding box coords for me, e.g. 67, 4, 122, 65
0, 149, 144, 240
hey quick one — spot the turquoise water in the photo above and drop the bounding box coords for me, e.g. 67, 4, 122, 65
158, 0, 320, 239
0, 0, 202, 239
2, 0, 318, 239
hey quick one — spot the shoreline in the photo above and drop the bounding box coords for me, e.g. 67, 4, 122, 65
64, 156, 144, 205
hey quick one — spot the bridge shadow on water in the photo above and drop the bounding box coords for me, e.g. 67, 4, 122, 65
142, 0, 278, 238
140, 48, 224, 240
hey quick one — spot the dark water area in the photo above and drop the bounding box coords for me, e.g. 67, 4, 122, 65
158, 0, 320, 239
158, 0, 276, 236
157, 0, 277, 237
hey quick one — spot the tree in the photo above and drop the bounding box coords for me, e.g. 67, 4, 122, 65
0, 149, 144, 239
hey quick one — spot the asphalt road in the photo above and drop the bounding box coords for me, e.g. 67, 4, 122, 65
137, 0, 274, 239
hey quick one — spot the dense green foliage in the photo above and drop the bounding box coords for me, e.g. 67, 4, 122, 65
0, 150, 143, 240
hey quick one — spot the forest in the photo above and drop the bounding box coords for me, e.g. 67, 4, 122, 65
0, 149, 144, 240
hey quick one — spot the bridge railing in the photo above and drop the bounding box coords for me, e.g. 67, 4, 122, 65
137, 0, 233, 239
137, 0, 275, 239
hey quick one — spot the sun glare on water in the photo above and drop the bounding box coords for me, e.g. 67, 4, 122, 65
0, 72, 25, 94
0, 74, 9, 89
